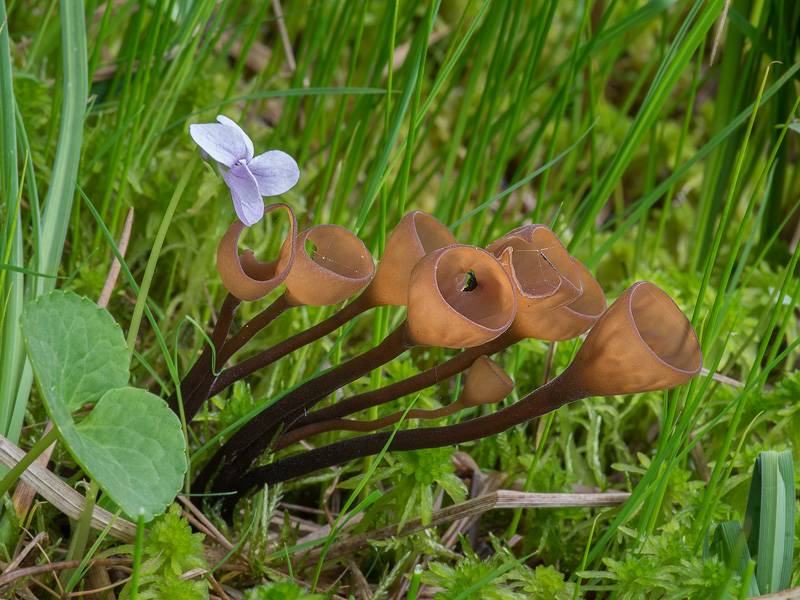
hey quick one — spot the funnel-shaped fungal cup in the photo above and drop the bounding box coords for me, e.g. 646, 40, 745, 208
406, 245, 516, 348
217, 203, 297, 302
458, 355, 514, 407
510, 258, 606, 341
276, 224, 375, 306
365, 211, 458, 307
557, 281, 702, 396
487, 225, 582, 316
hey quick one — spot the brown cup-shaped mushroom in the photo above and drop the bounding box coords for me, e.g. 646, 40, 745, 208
487, 225, 582, 314
556, 281, 702, 396
459, 355, 514, 407
406, 245, 516, 348
364, 211, 458, 307
510, 258, 606, 342
275, 224, 375, 307
217, 203, 297, 302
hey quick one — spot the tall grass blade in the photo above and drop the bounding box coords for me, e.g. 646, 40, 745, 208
5, 0, 88, 447
0, 0, 24, 445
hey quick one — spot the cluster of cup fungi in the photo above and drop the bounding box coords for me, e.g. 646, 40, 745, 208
167, 205, 703, 520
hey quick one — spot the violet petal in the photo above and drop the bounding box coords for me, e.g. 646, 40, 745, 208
216, 115, 254, 163
231, 195, 266, 227
222, 164, 263, 226
189, 123, 248, 167
248, 150, 300, 196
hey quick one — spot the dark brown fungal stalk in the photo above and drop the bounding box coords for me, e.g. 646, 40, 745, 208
219, 281, 702, 520
179, 225, 376, 422
167, 204, 297, 415
273, 355, 514, 450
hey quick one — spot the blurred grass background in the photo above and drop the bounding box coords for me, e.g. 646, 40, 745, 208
2, 0, 800, 597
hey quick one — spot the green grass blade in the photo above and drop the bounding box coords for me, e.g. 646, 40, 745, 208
713, 520, 760, 597
570, 0, 723, 250
587, 58, 800, 267
775, 451, 795, 591
6, 0, 88, 446
745, 451, 795, 594
311, 401, 418, 589
37, 0, 87, 292
0, 0, 24, 445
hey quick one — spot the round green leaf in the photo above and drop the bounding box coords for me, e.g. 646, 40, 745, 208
21, 290, 129, 413
62, 387, 187, 522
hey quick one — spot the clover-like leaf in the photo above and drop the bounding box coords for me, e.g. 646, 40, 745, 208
21, 290, 129, 412
21, 290, 186, 522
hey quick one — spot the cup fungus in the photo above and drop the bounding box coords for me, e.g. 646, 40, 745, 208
487, 225, 582, 314
276, 253, 588, 430
220, 281, 702, 514
200, 245, 516, 493
277, 224, 375, 307
216, 203, 297, 302
552, 280, 702, 396
406, 245, 516, 348
508, 257, 606, 342
167, 204, 296, 414
201, 211, 456, 400
364, 210, 458, 307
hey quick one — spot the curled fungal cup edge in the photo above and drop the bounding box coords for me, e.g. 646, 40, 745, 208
216, 203, 297, 302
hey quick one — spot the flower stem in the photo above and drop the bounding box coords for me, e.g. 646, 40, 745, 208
127, 149, 199, 359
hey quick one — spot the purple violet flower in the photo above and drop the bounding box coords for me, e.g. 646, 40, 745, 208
189, 115, 300, 226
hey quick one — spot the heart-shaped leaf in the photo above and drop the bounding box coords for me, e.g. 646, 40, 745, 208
21, 290, 129, 412
22, 290, 186, 522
